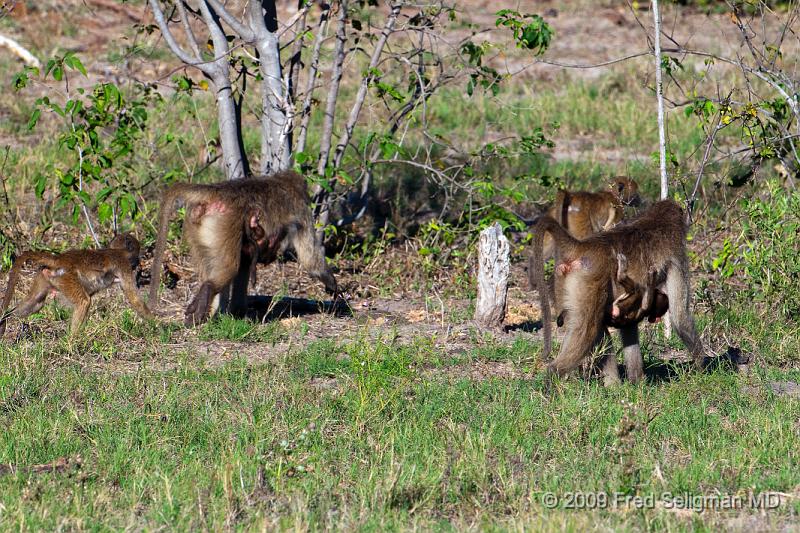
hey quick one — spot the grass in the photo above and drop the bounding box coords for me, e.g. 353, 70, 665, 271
0, 4, 798, 530
0, 329, 798, 531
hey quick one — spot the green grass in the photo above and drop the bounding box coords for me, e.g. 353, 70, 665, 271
0, 328, 798, 531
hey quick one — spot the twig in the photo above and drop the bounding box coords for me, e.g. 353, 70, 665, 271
316, 0, 350, 176
295, 3, 331, 155
688, 114, 723, 223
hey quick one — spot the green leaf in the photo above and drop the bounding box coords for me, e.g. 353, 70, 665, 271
98, 202, 113, 223
27, 108, 41, 130
34, 174, 47, 199
64, 54, 87, 76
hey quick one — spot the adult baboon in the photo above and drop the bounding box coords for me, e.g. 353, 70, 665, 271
529, 200, 703, 385
149, 170, 338, 326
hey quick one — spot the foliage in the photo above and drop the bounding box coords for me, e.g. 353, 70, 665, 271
495, 10, 553, 55
13, 53, 161, 230
715, 183, 800, 319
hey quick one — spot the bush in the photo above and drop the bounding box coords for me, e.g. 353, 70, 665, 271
716, 182, 800, 318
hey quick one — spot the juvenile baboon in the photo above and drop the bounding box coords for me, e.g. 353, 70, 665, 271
542, 176, 641, 324
149, 170, 338, 326
543, 176, 641, 257
0, 233, 154, 338
608, 252, 669, 327
529, 200, 703, 385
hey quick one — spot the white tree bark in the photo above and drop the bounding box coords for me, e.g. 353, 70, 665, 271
248, 1, 291, 174
475, 222, 510, 329
652, 0, 668, 200
652, 0, 672, 336
148, 0, 248, 180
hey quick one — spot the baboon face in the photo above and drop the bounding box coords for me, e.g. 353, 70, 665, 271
611, 176, 641, 207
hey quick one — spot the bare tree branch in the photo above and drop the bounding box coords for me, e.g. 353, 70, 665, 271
205, 0, 255, 40
148, 0, 214, 75
176, 0, 203, 59
316, 0, 349, 176
295, 2, 331, 156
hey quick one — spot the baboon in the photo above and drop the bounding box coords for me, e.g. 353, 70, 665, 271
543, 176, 641, 258
553, 252, 669, 329
0, 233, 154, 338
529, 200, 703, 385
149, 170, 338, 326
608, 252, 669, 327
541, 176, 641, 325
242, 207, 269, 287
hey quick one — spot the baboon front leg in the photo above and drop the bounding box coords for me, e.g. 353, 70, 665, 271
119, 272, 155, 320
185, 282, 217, 326
618, 324, 644, 383
292, 226, 339, 297
227, 259, 252, 317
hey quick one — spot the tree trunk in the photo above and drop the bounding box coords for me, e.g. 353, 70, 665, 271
475, 222, 510, 329
652, 0, 672, 336
253, 6, 291, 174
214, 74, 248, 181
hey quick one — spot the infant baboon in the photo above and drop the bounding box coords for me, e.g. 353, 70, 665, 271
0, 233, 154, 338
608, 252, 669, 328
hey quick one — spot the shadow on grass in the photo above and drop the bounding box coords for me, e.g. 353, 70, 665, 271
504, 320, 544, 333
246, 295, 353, 322
638, 346, 748, 384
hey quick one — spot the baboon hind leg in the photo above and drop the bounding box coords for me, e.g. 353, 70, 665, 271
665, 263, 704, 368
185, 281, 218, 326
619, 324, 644, 383
50, 272, 91, 337
13, 273, 52, 318
546, 310, 605, 380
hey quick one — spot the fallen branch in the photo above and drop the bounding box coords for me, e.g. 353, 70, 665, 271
0, 33, 40, 68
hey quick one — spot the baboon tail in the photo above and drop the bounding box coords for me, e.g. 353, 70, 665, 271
529, 215, 582, 361
149, 183, 202, 303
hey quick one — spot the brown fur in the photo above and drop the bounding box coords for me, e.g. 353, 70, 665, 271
529, 200, 702, 385
543, 177, 641, 325
608, 252, 669, 327
149, 170, 338, 326
0, 234, 153, 338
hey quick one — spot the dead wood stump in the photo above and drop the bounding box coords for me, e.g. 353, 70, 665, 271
475, 222, 510, 329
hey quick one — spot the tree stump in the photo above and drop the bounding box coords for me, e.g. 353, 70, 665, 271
475, 222, 510, 329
